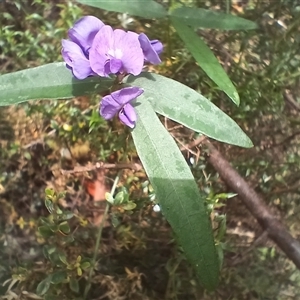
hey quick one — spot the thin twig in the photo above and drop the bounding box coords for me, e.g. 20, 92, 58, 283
22, 129, 56, 149
171, 135, 198, 157
283, 90, 300, 111
179, 136, 207, 151
268, 130, 300, 149
61, 162, 142, 175
83, 171, 121, 299
229, 231, 268, 266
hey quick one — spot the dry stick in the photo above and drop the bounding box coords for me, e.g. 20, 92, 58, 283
179, 135, 207, 151
203, 140, 300, 269
61, 162, 142, 175
23, 129, 56, 149
283, 90, 300, 111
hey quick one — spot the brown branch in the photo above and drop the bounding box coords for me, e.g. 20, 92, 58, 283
269, 130, 300, 149
283, 90, 300, 111
179, 136, 207, 151
61, 162, 142, 175
23, 129, 56, 149
229, 231, 269, 267
172, 135, 198, 157
204, 140, 300, 269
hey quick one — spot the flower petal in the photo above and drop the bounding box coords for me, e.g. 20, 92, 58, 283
112, 87, 144, 106
61, 39, 93, 79
100, 94, 120, 120
138, 33, 162, 65
115, 30, 144, 75
90, 25, 114, 77
108, 57, 123, 74
123, 103, 137, 123
68, 16, 104, 54
151, 39, 163, 55
119, 104, 136, 128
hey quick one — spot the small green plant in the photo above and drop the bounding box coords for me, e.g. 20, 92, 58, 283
35, 188, 91, 297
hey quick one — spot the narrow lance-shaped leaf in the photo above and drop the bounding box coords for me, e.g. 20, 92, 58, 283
125, 73, 253, 148
76, 0, 167, 19
0, 62, 114, 106
131, 96, 219, 290
169, 6, 257, 30
171, 18, 240, 106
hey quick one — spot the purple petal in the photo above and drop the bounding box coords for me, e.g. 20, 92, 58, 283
61, 39, 74, 65
90, 27, 144, 76
108, 57, 123, 74
112, 87, 144, 106
68, 16, 104, 54
123, 104, 137, 122
99, 87, 144, 124
114, 30, 144, 75
90, 25, 115, 77
138, 33, 162, 65
100, 94, 120, 120
61, 39, 93, 79
119, 104, 136, 128
151, 39, 163, 55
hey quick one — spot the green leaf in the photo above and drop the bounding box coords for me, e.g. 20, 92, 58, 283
111, 214, 120, 227
43, 245, 57, 262
44, 295, 57, 300
58, 252, 68, 265
76, 0, 167, 19
48, 224, 59, 232
171, 18, 240, 105
38, 226, 54, 238
105, 192, 115, 205
216, 216, 227, 241
40, 217, 51, 225
0, 62, 113, 106
69, 277, 79, 293
131, 96, 219, 290
36, 276, 52, 296
169, 7, 257, 30
216, 243, 224, 270
60, 211, 74, 221
80, 261, 91, 270
51, 270, 67, 284
48, 252, 60, 265
122, 201, 137, 211
45, 245, 57, 256
114, 191, 125, 205
45, 188, 55, 198
45, 198, 54, 214
59, 221, 71, 234
125, 73, 252, 148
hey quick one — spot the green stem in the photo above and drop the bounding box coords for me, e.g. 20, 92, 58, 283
225, 0, 231, 14
83, 172, 121, 299
277, 70, 300, 83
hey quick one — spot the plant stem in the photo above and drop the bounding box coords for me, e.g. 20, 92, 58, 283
83, 172, 121, 299
226, 0, 231, 14
277, 70, 300, 83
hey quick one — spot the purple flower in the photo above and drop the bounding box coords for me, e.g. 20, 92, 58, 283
90, 26, 144, 77
62, 15, 163, 80
138, 33, 163, 65
61, 40, 93, 80
100, 87, 144, 128
62, 16, 104, 79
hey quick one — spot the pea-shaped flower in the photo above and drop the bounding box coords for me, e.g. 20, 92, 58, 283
61, 16, 104, 79
100, 87, 144, 128
62, 16, 163, 80
90, 26, 145, 77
